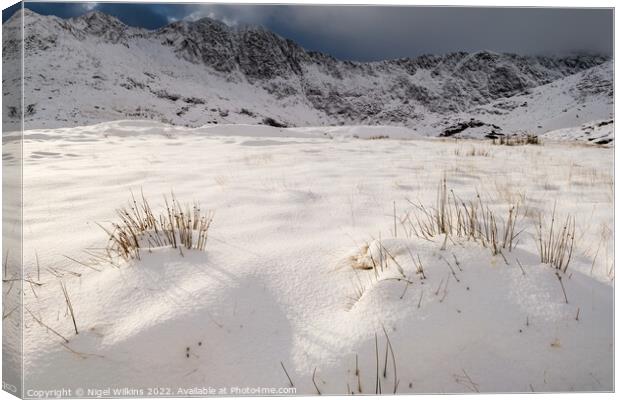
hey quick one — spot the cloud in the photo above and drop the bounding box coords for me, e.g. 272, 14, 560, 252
178, 4, 273, 27
164, 5, 613, 61
182, 9, 238, 26
7, 3, 613, 61
10, 2, 96, 20
257, 6, 613, 60
92, 3, 170, 29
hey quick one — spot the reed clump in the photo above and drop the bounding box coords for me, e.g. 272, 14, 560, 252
454, 146, 491, 157
402, 177, 522, 255
100, 192, 214, 262
492, 134, 540, 146
536, 203, 575, 273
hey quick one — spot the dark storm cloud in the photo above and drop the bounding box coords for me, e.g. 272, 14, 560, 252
181, 5, 613, 60
4, 3, 613, 61
3, 2, 178, 28
4, 1, 93, 19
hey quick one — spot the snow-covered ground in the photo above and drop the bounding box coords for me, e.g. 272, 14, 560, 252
4, 121, 613, 394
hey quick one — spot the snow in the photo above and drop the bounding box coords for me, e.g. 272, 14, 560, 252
541, 119, 614, 145
462, 61, 614, 136
4, 8, 612, 137
5, 121, 613, 394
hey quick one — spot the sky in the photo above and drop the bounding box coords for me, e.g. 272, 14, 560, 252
2, 2, 614, 61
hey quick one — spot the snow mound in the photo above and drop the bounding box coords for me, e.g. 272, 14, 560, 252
25, 236, 612, 393
290, 125, 421, 140
15, 120, 422, 141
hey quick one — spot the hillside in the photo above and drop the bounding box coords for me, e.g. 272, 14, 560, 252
1, 8, 613, 136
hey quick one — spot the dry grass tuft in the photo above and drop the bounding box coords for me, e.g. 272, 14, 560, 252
492, 134, 540, 146
402, 176, 522, 255
454, 146, 491, 157
100, 192, 214, 262
536, 203, 575, 273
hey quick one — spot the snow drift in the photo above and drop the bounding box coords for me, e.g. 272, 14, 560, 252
6, 122, 612, 394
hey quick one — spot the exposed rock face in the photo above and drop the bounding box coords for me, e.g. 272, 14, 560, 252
158, 18, 238, 72
156, 19, 310, 81
2, 8, 614, 132
69, 11, 135, 43
573, 64, 613, 100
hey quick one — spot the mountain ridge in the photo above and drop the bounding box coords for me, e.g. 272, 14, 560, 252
2, 8, 613, 135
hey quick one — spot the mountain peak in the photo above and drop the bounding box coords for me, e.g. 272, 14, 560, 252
189, 16, 230, 28
67, 9, 133, 43
5, 7, 41, 25
72, 10, 127, 27
19, 7, 37, 17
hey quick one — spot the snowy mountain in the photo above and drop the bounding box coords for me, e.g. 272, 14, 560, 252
2, 8, 614, 136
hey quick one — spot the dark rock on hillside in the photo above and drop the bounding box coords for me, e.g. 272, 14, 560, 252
441, 119, 500, 137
